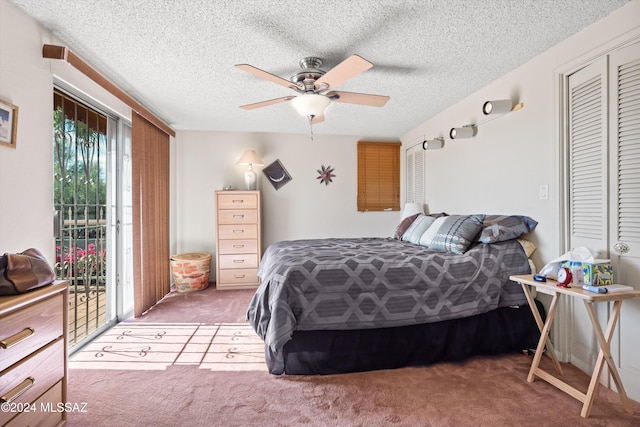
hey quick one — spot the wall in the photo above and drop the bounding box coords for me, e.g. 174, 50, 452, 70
401, 0, 640, 269
4, 0, 639, 277
0, 0, 177, 265
0, 0, 56, 259
174, 130, 401, 279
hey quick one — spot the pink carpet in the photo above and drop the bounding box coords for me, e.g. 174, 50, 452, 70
65, 284, 640, 426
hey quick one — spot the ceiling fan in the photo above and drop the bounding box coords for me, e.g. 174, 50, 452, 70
235, 54, 390, 124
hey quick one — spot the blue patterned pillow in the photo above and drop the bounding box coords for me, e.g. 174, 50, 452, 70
430, 214, 485, 254
477, 215, 538, 243
418, 217, 446, 247
401, 215, 436, 244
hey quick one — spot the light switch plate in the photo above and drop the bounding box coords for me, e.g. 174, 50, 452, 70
539, 185, 549, 200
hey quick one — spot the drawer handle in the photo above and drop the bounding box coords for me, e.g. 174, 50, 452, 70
232, 230, 244, 233
233, 244, 245, 248
1, 377, 35, 403
234, 274, 246, 278
233, 214, 245, 219
233, 260, 245, 264
232, 199, 244, 204
0, 327, 35, 350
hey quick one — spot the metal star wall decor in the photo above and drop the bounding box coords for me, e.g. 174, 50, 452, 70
316, 165, 335, 186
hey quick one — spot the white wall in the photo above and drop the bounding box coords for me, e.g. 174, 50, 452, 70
175, 130, 401, 279
0, 0, 55, 260
401, 0, 640, 269
0, 0, 176, 264
4, 0, 639, 279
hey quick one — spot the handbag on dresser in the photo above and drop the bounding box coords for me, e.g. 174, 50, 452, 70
0, 248, 56, 296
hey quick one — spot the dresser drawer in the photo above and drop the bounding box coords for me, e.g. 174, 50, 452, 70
218, 224, 258, 240
4, 380, 64, 427
218, 269, 259, 285
218, 209, 257, 225
218, 239, 258, 254
0, 339, 64, 425
218, 193, 257, 210
0, 295, 63, 372
219, 254, 258, 270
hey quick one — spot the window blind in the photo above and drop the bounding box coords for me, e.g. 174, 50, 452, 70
357, 141, 401, 212
132, 112, 171, 317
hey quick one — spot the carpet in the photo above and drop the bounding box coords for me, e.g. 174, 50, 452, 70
69, 322, 265, 372
65, 285, 640, 427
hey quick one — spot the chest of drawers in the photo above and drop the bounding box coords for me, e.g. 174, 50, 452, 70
215, 191, 262, 290
0, 281, 68, 427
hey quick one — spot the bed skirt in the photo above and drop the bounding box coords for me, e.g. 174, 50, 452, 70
265, 303, 542, 375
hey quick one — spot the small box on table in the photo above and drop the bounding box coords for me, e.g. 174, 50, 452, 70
561, 259, 613, 286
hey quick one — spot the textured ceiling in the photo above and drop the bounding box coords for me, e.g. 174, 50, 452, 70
10, 0, 630, 138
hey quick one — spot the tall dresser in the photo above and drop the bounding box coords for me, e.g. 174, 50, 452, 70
215, 190, 262, 290
0, 281, 68, 427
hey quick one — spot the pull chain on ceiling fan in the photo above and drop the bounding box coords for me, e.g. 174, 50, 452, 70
235, 54, 390, 134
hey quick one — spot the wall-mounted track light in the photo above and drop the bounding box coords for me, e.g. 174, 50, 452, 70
422, 137, 445, 150
482, 99, 524, 115
449, 125, 476, 139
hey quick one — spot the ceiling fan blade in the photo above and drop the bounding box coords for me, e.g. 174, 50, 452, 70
239, 96, 295, 110
310, 114, 325, 124
327, 91, 390, 107
314, 54, 373, 90
235, 64, 301, 91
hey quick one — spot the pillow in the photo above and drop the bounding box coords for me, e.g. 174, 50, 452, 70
427, 212, 448, 218
477, 215, 538, 243
429, 214, 485, 254
393, 213, 420, 239
418, 216, 447, 247
402, 215, 436, 244
517, 239, 536, 258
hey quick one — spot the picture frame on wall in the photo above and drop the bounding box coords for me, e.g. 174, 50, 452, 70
0, 98, 18, 149
262, 159, 292, 190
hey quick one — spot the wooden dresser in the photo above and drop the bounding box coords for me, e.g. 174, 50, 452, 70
215, 190, 262, 290
0, 281, 68, 427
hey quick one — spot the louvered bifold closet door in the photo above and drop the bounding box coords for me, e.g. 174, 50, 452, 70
568, 57, 609, 257
611, 48, 640, 260
609, 42, 640, 401
566, 57, 609, 373
405, 143, 425, 205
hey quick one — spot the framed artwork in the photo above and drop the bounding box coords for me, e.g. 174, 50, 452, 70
262, 159, 292, 190
0, 99, 18, 149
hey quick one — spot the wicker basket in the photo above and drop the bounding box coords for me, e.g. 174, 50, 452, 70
170, 252, 211, 292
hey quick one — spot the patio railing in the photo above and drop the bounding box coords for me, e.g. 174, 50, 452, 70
55, 207, 107, 347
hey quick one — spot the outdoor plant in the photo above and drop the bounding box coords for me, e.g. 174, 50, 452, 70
55, 243, 106, 281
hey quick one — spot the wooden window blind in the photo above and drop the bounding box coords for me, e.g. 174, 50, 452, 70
357, 141, 401, 212
132, 112, 171, 317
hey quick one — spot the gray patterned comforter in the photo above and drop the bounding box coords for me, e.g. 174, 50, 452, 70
247, 237, 530, 356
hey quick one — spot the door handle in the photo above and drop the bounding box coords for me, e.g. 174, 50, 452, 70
613, 241, 630, 254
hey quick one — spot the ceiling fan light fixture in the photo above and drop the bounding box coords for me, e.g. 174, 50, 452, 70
291, 94, 331, 118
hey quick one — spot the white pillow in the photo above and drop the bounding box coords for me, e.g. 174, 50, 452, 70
418, 217, 447, 247
402, 215, 435, 244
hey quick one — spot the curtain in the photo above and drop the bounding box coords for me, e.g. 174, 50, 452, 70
132, 112, 170, 317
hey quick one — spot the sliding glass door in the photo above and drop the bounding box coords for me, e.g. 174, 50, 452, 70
53, 88, 133, 349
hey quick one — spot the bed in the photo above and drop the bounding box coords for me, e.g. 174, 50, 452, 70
247, 214, 540, 375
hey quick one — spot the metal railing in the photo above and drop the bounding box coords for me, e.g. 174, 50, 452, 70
55, 207, 107, 346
